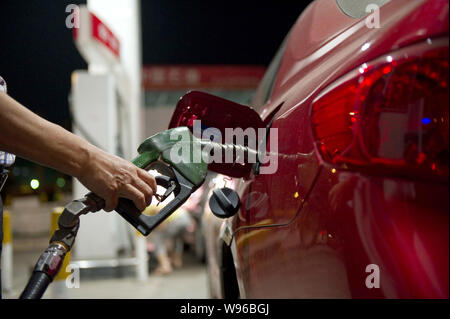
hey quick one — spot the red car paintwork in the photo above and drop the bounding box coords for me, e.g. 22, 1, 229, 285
203, 0, 449, 298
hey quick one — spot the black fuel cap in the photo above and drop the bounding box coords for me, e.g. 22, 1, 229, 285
209, 187, 240, 219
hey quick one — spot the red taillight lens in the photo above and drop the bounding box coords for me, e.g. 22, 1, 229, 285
312, 39, 449, 179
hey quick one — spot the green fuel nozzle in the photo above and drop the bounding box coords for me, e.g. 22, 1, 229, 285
133, 126, 209, 187
112, 127, 210, 235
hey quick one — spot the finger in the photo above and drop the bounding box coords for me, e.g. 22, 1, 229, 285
137, 169, 157, 194
119, 184, 147, 211
104, 195, 118, 212
132, 175, 154, 206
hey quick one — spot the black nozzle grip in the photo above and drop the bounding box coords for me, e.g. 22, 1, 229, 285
115, 197, 151, 235
114, 175, 173, 236
114, 171, 197, 236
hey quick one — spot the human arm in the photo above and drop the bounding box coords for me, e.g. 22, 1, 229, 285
0, 91, 156, 211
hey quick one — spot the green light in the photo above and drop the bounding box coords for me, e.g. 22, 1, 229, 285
30, 179, 40, 190
56, 177, 66, 188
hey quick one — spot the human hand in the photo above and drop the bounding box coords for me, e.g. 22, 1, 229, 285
76, 147, 157, 212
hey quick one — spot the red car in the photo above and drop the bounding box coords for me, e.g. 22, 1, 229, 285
170, 0, 449, 298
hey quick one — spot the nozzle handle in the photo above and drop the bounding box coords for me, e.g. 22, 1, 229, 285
114, 175, 173, 235
114, 169, 201, 236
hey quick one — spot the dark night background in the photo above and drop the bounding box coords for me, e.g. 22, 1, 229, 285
0, 1, 307, 128
0, 0, 309, 195
141, 1, 307, 65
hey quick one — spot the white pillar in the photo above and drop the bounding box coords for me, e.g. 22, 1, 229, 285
135, 233, 148, 282
1, 244, 13, 293
88, 0, 143, 158
87, 0, 147, 281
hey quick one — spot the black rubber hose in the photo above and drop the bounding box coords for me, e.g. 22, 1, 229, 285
19, 272, 52, 299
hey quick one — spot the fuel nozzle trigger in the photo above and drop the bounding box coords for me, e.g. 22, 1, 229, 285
154, 175, 177, 206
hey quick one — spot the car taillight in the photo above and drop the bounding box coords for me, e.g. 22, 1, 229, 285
312, 39, 449, 180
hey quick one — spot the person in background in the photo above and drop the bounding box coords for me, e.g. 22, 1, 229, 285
0, 75, 157, 298
147, 203, 193, 275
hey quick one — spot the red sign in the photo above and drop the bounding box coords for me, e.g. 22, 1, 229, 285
142, 65, 266, 90
90, 13, 120, 58
73, 6, 120, 64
